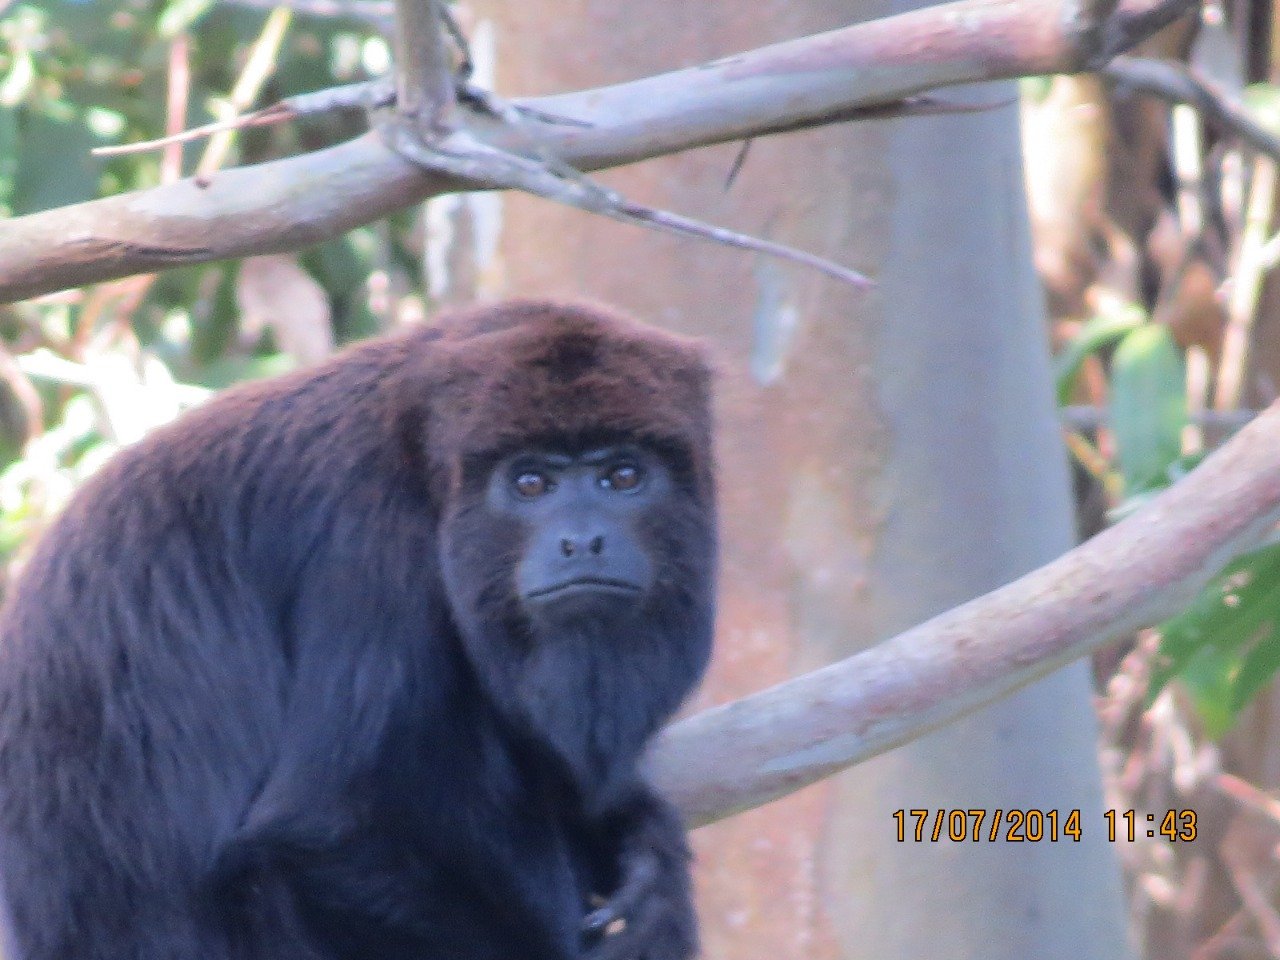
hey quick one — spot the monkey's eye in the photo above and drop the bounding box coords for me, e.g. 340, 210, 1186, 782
601, 463, 642, 491
514, 471, 553, 498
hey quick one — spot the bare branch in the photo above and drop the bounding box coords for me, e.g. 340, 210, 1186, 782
93, 87, 983, 159
380, 102, 873, 287
610, 199, 871, 287
393, 0, 455, 132
91, 70, 386, 164
1102, 56, 1280, 161
91, 104, 297, 158
0, 0, 1198, 302
651, 399, 1280, 826
103, 83, 974, 285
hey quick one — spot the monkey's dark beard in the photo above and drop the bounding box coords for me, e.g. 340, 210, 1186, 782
465, 594, 711, 817
516, 622, 658, 812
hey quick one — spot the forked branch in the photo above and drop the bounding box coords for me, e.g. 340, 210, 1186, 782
0, 0, 1197, 302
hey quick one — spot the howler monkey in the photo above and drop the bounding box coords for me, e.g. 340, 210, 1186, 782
0, 300, 716, 960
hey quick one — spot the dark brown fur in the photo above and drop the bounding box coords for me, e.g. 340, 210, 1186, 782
426, 301, 713, 495
0, 300, 716, 960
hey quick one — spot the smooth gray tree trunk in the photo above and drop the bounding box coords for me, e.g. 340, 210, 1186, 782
823, 90, 1133, 960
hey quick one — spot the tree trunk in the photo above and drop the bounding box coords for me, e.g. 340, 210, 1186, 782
442, 1, 1133, 956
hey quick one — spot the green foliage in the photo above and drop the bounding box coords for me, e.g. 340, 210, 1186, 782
1054, 304, 1145, 406
1079, 316, 1280, 735
1057, 309, 1186, 495
1057, 306, 1280, 734
1107, 323, 1186, 494
1150, 543, 1280, 736
0, 0, 383, 209
0, 0, 426, 585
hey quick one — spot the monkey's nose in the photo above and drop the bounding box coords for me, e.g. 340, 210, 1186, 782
559, 535, 605, 557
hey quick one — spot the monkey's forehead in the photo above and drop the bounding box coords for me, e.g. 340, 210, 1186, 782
421, 301, 715, 489
431, 341, 712, 456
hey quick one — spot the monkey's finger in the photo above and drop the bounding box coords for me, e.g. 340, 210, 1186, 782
582, 852, 660, 934
586, 902, 698, 960
583, 907, 659, 960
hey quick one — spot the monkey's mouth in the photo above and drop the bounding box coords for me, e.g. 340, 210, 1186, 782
525, 577, 643, 601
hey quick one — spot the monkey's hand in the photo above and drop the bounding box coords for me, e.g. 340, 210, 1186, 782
583, 790, 698, 960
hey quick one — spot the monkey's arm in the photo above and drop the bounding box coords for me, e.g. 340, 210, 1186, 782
583, 784, 698, 960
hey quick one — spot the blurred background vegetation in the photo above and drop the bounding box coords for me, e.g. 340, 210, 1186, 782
7, 0, 1280, 955
0, 0, 422, 583
1023, 7, 1280, 953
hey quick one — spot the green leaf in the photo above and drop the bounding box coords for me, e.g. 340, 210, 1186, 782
1151, 543, 1280, 734
1177, 646, 1239, 738
1055, 304, 1146, 406
1108, 324, 1186, 493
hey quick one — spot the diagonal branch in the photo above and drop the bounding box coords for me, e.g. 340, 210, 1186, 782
1101, 0, 1203, 62
651, 397, 1280, 827
0, 0, 1197, 303
378, 99, 875, 287
1101, 56, 1280, 161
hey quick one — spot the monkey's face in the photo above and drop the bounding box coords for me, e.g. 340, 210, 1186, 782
438, 437, 715, 800
439, 442, 680, 633
494, 443, 668, 624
